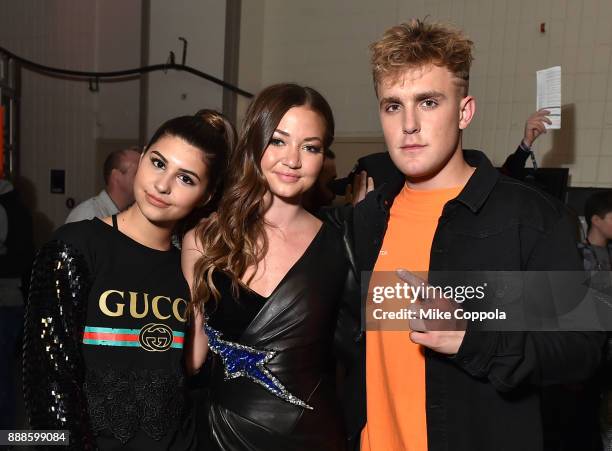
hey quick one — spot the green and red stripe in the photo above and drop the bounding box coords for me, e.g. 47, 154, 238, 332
82, 326, 184, 349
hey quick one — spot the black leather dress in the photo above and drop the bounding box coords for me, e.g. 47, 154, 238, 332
201, 222, 349, 451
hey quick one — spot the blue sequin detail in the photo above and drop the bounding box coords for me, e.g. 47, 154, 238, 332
205, 324, 313, 410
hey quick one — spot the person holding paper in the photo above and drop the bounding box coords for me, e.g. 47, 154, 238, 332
501, 109, 551, 179
327, 19, 605, 451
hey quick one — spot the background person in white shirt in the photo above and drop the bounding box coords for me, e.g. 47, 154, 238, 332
65, 147, 141, 223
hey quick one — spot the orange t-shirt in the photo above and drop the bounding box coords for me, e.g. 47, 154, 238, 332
361, 184, 463, 451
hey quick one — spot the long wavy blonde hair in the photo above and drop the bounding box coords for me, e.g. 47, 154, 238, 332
189, 84, 335, 314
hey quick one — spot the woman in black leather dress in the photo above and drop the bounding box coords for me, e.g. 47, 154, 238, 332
182, 84, 351, 451
23, 110, 235, 450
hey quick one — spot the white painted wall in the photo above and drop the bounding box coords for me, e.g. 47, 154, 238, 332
146, 0, 226, 138
237, 0, 264, 126
0, 0, 100, 242
242, 0, 612, 187
96, 0, 142, 140
0, 0, 143, 243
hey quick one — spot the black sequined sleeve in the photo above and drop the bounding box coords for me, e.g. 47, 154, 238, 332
23, 240, 95, 450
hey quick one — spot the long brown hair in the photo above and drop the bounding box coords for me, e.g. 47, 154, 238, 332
190, 83, 335, 313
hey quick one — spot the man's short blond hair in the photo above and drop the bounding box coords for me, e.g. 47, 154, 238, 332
370, 19, 474, 95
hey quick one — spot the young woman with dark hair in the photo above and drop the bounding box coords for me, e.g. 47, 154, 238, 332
23, 110, 235, 450
182, 84, 350, 450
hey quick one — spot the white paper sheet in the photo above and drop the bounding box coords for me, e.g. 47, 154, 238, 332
536, 66, 561, 129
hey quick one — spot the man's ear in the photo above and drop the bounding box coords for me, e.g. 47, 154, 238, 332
113, 167, 130, 190
459, 96, 476, 130
109, 168, 120, 185
591, 214, 602, 228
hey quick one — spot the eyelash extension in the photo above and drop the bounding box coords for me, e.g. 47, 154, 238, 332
152, 157, 165, 168
304, 146, 322, 154
179, 174, 194, 185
